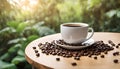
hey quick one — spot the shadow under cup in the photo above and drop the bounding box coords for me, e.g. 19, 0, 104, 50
60, 23, 94, 44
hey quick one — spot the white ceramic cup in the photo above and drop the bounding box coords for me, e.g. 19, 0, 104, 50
60, 23, 94, 44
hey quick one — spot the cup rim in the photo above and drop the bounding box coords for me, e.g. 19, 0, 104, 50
61, 22, 89, 27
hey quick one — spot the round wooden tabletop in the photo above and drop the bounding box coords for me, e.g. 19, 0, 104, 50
25, 32, 120, 69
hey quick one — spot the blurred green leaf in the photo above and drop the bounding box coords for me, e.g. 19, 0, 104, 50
7, 21, 19, 29
0, 44, 21, 61
36, 26, 55, 36
0, 60, 17, 69
106, 10, 117, 18
16, 22, 27, 33
17, 49, 25, 56
117, 11, 120, 18
0, 27, 16, 34
0, 53, 10, 60
88, 0, 101, 8
20, 35, 39, 51
8, 44, 21, 54
8, 38, 26, 44
27, 35, 39, 42
11, 56, 25, 65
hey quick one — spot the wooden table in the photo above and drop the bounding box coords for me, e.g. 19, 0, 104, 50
25, 32, 120, 69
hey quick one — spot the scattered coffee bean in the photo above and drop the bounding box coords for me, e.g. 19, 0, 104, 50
116, 45, 119, 48
56, 58, 60, 61
71, 62, 77, 66
113, 52, 119, 56
113, 59, 119, 63
36, 53, 40, 57
33, 47, 36, 49
118, 43, 120, 46
108, 40, 115, 46
100, 55, 105, 58
94, 56, 97, 60
116, 52, 119, 55
113, 53, 116, 56
35, 50, 38, 53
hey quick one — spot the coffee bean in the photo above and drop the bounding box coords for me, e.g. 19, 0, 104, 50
108, 40, 112, 44
74, 57, 80, 60
52, 52, 56, 55
33, 47, 36, 49
94, 56, 97, 60
35, 50, 38, 53
63, 54, 66, 57
113, 53, 116, 56
71, 62, 77, 66
113, 59, 119, 63
104, 51, 108, 54
88, 55, 92, 57
56, 58, 60, 61
36, 53, 40, 57
108, 40, 115, 46
46, 52, 49, 55
38, 43, 42, 46
100, 55, 105, 58
113, 52, 119, 56
118, 43, 120, 46
116, 46, 119, 48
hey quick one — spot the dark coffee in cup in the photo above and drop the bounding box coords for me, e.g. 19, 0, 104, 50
63, 24, 82, 27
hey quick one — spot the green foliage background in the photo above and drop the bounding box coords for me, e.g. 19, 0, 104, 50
0, 0, 120, 69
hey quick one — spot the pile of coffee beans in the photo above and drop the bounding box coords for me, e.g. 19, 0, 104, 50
32, 40, 120, 65
56, 39, 83, 46
38, 40, 115, 58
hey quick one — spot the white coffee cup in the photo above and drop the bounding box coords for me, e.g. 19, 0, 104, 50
60, 23, 94, 44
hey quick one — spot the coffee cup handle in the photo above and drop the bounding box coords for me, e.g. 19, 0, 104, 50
84, 28, 94, 42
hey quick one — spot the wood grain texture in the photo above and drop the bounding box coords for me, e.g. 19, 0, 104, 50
25, 32, 120, 69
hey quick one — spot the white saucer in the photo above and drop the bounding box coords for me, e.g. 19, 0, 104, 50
55, 39, 95, 50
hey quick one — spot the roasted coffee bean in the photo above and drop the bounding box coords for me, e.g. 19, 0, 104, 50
63, 54, 66, 57
116, 46, 119, 48
113, 52, 119, 56
108, 40, 115, 46
108, 40, 112, 44
88, 55, 92, 57
35, 50, 38, 53
113, 53, 116, 56
100, 55, 105, 58
33, 47, 36, 49
74, 57, 80, 60
36, 53, 40, 57
113, 59, 119, 63
56, 58, 60, 61
116, 52, 120, 55
71, 62, 77, 66
118, 43, 120, 46
104, 51, 108, 54
94, 56, 97, 60
51, 52, 56, 55
38, 43, 42, 46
